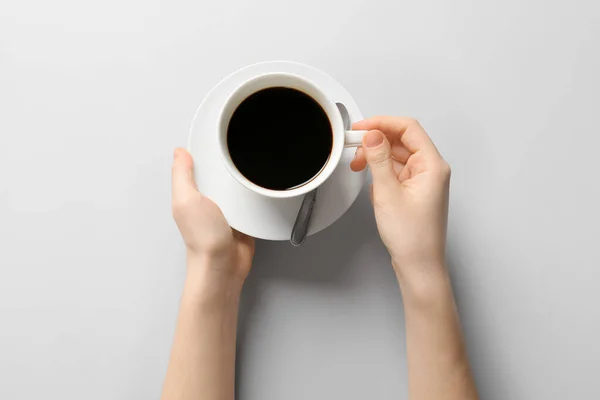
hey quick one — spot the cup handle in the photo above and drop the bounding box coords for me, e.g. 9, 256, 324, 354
344, 130, 368, 147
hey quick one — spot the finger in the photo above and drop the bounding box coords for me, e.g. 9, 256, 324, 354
233, 228, 252, 242
398, 163, 411, 183
350, 147, 367, 172
172, 148, 198, 202
233, 229, 256, 252
352, 133, 406, 172
362, 130, 398, 187
392, 159, 405, 178
389, 138, 412, 164
353, 116, 439, 156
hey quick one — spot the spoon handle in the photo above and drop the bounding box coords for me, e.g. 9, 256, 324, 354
290, 189, 317, 246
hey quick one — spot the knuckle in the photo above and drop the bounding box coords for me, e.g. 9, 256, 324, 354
369, 150, 392, 168
432, 159, 451, 179
440, 160, 451, 177
405, 117, 421, 128
172, 196, 195, 217
372, 155, 391, 169
171, 204, 183, 219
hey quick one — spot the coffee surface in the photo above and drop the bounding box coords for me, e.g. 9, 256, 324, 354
227, 87, 332, 190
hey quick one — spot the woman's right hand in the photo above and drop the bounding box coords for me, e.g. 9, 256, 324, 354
350, 116, 451, 283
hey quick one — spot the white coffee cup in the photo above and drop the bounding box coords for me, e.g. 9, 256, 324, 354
217, 72, 367, 199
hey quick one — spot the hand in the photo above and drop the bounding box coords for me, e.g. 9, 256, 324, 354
350, 117, 451, 279
171, 148, 255, 281
350, 121, 479, 400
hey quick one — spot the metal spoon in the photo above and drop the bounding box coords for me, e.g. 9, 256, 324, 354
336, 102, 352, 133
290, 102, 352, 246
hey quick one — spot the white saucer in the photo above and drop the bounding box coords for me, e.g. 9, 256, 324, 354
188, 61, 367, 241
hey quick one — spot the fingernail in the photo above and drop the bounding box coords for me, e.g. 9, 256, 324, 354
173, 148, 181, 159
365, 131, 384, 148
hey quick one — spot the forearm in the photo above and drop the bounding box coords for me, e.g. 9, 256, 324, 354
161, 260, 243, 400
398, 266, 478, 400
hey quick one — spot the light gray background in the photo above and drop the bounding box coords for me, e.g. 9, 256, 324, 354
1, 1, 599, 399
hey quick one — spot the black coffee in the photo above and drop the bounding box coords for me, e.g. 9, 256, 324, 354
227, 87, 332, 190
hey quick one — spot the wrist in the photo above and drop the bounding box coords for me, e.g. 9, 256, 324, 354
186, 248, 247, 280
182, 255, 245, 307
394, 261, 453, 308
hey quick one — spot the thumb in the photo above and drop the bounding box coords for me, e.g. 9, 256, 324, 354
172, 148, 198, 202
363, 130, 397, 186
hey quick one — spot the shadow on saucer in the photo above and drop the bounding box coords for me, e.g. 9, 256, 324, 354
252, 185, 374, 285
